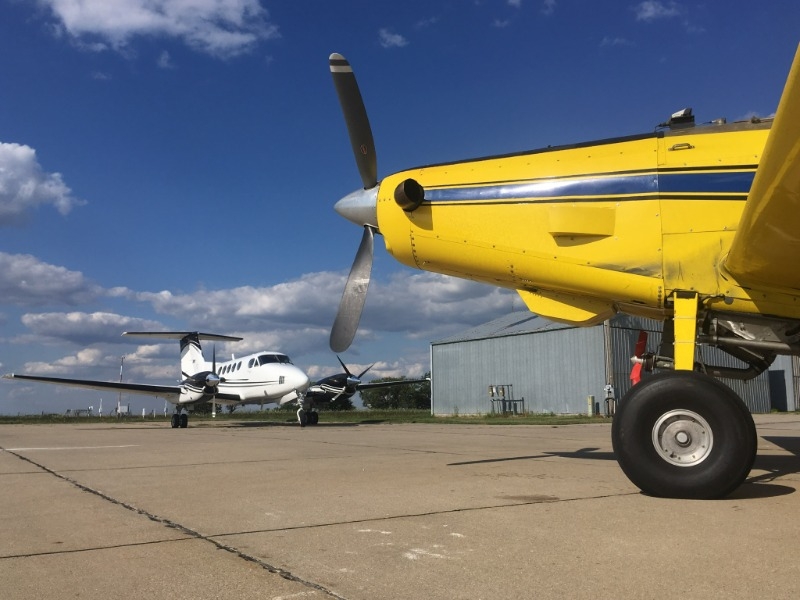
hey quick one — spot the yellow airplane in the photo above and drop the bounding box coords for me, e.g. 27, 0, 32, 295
327, 45, 800, 500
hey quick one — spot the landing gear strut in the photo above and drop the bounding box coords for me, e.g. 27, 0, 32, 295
611, 370, 757, 499
297, 405, 319, 427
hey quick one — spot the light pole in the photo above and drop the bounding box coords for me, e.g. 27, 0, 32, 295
118, 355, 125, 416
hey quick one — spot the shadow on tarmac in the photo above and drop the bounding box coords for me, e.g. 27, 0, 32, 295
447, 440, 800, 501
739, 435, 800, 498
219, 421, 361, 429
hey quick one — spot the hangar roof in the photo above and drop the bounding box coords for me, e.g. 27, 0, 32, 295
432, 311, 573, 345
432, 311, 661, 346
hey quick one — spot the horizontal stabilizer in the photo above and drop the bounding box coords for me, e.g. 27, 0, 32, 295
122, 331, 243, 342
726, 44, 800, 291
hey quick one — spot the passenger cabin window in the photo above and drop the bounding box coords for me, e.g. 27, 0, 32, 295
248, 358, 255, 369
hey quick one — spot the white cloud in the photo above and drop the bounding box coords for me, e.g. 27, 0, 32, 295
3, 260, 516, 392
541, 0, 557, 15
508, 0, 522, 7
634, 1, 681, 22
118, 269, 514, 346
0, 142, 85, 225
125, 270, 342, 330
157, 50, 174, 68
38, 0, 280, 59
601, 36, 633, 47
20, 311, 164, 345
415, 17, 438, 29
362, 272, 515, 340
379, 28, 408, 49
0, 253, 101, 306
23, 348, 104, 374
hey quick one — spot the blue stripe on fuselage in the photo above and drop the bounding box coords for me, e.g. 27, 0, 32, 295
424, 171, 755, 203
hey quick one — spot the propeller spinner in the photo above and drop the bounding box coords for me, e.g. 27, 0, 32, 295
329, 53, 382, 352
337, 355, 374, 389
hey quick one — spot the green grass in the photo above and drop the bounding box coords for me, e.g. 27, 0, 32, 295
0, 409, 602, 426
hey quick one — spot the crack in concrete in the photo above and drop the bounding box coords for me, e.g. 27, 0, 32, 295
2, 448, 348, 600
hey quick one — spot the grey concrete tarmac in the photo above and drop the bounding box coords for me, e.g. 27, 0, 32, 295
2, 415, 800, 600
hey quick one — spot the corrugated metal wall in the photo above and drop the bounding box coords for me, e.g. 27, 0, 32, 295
432, 326, 606, 415
431, 313, 784, 415
607, 315, 773, 412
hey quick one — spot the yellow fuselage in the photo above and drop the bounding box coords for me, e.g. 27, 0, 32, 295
375, 120, 797, 325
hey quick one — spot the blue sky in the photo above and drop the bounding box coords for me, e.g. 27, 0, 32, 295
1, 0, 798, 414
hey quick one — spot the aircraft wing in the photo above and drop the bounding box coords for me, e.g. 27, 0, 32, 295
3, 374, 181, 402
358, 378, 430, 390
726, 44, 800, 290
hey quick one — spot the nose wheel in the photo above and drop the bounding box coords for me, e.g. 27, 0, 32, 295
297, 408, 319, 427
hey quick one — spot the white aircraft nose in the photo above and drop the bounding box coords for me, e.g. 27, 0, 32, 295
290, 367, 310, 392
334, 186, 379, 229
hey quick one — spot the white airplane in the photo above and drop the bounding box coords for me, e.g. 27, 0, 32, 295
3, 331, 311, 428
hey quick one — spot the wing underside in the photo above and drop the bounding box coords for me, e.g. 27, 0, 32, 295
725, 44, 800, 291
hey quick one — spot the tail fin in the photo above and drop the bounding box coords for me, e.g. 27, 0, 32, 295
122, 331, 243, 376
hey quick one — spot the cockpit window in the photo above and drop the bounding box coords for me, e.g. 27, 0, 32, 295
257, 354, 293, 365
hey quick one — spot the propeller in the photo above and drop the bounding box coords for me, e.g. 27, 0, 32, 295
337, 355, 374, 389
329, 52, 383, 353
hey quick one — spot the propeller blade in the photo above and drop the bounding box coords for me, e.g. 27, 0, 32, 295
330, 225, 374, 352
336, 355, 353, 377
330, 53, 377, 189
357, 363, 374, 379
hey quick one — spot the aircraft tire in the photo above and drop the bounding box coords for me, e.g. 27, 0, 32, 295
611, 370, 756, 499
171, 414, 179, 428
309, 412, 319, 425
179, 413, 189, 429
298, 409, 308, 427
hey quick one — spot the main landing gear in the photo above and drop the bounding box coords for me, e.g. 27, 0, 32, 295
613, 291, 759, 499
611, 370, 757, 499
171, 411, 189, 429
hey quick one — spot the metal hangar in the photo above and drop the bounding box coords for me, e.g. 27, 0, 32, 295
429, 312, 796, 416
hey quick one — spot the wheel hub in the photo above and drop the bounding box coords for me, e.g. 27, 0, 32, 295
652, 409, 713, 467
